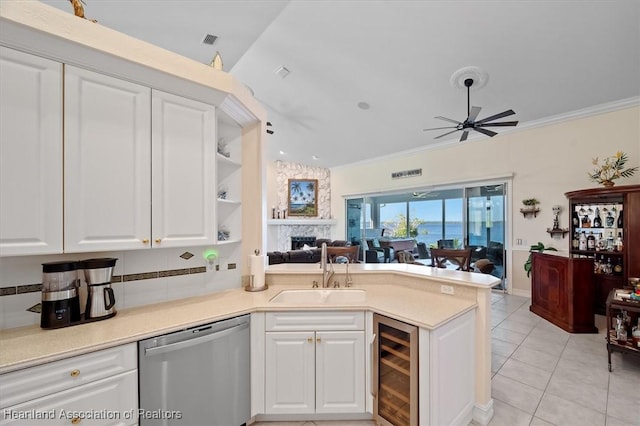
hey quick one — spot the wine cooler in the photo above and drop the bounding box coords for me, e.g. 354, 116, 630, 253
373, 314, 418, 426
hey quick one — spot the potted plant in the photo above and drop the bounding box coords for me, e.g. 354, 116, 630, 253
520, 198, 540, 216
588, 151, 638, 187
524, 242, 558, 277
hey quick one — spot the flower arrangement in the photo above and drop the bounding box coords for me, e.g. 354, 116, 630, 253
588, 151, 638, 187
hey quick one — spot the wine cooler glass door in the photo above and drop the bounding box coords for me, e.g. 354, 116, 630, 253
374, 314, 418, 426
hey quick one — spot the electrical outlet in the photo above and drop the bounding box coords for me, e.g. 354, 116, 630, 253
227, 263, 237, 270
440, 284, 454, 295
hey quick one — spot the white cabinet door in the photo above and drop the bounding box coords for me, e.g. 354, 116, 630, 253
0, 370, 138, 426
265, 332, 315, 414
64, 66, 151, 252
316, 331, 365, 414
151, 90, 216, 247
0, 47, 63, 256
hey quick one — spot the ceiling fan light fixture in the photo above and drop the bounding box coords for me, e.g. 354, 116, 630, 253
450, 66, 489, 91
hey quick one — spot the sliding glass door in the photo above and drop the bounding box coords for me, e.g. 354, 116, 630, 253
346, 181, 507, 288
466, 184, 506, 287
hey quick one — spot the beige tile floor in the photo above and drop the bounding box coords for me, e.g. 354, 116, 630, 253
253, 292, 640, 426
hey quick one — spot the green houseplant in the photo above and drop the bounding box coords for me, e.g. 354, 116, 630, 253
521, 198, 540, 209
524, 242, 557, 277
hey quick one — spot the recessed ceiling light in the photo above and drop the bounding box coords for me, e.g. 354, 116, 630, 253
312, 155, 319, 160
357, 101, 370, 110
279, 150, 286, 155
274, 66, 291, 79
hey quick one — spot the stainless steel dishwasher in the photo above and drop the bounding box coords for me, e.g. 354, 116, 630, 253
138, 314, 250, 426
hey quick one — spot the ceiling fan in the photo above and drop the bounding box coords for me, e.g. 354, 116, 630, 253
423, 78, 518, 142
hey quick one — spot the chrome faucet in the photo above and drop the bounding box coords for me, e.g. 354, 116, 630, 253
345, 260, 353, 287
320, 242, 334, 288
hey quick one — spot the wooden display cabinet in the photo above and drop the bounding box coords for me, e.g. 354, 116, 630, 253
565, 185, 640, 315
530, 252, 597, 333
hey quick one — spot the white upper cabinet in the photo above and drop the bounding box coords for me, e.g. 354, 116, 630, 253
0, 47, 63, 256
64, 65, 152, 252
151, 90, 216, 247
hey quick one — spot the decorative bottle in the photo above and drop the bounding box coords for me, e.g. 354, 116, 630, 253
617, 209, 623, 228
593, 207, 602, 228
581, 214, 591, 228
572, 233, 579, 249
587, 232, 596, 250
572, 210, 580, 227
613, 258, 623, 276
615, 232, 624, 252
605, 211, 615, 228
579, 231, 588, 251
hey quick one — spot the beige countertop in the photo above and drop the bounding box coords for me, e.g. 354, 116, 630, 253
0, 265, 491, 374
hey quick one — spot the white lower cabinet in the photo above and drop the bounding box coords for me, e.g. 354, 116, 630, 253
0, 344, 138, 426
419, 309, 476, 426
264, 311, 366, 415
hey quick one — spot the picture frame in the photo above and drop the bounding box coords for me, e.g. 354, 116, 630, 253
287, 179, 318, 217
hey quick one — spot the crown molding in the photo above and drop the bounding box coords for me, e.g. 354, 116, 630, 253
332, 96, 640, 171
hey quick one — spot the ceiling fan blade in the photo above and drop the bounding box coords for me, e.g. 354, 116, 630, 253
475, 109, 515, 125
467, 106, 481, 122
460, 131, 469, 142
423, 126, 458, 131
477, 121, 519, 127
435, 116, 462, 125
473, 127, 498, 137
434, 129, 461, 139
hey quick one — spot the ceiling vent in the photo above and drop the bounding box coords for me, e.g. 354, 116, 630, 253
202, 34, 218, 45
274, 66, 290, 79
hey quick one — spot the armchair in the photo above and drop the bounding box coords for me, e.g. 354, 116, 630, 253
366, 238, 394, 263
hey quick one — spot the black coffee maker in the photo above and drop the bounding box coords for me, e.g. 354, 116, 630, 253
41, 261, 81, 329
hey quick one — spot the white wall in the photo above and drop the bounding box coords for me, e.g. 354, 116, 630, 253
329, 106, 640, 296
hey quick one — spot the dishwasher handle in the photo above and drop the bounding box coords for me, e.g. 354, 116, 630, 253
144, 322, 249, 357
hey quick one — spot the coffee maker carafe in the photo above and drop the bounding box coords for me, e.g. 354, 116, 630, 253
81, 258, 117, 321
41, 261, 81, 329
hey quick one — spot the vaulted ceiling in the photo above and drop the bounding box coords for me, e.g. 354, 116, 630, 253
40, 0, 640, 168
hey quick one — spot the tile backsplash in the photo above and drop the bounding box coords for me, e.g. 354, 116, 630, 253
0, 244, 242, 330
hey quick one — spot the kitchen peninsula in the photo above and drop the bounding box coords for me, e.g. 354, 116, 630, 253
0, 264, 497, 426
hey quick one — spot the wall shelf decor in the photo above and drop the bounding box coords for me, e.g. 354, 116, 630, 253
520, 207, 540, 218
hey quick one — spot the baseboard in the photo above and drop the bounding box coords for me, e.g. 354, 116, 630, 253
472, 399, 494, 426
511, 288, 531, 298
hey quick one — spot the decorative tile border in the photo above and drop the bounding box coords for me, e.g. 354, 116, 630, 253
0, 267, 208, 296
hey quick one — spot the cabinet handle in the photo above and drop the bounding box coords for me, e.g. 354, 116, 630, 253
307, 337, 313, 343
155, 238, 161, 244
71, 417, 82, 425
316, 337, 321, 343
70, 369, 80, 377
142, 239, 149, 244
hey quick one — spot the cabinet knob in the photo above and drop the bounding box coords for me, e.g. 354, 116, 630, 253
142, 239, 149, 244
307, 337, 313, 343
155, 238, 161, 244
71, 417, 82, 424
70, 369, 80, 377
316, 337, 321, 343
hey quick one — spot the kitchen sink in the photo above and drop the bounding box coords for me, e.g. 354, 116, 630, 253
269, 289, 366, 304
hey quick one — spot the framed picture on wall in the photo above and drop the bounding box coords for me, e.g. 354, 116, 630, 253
287, 179, 318, 217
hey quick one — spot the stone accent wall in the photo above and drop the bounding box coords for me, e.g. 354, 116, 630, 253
276, 161, 331, 219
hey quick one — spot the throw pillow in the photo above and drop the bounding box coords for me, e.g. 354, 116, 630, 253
372, 238, 381, 248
